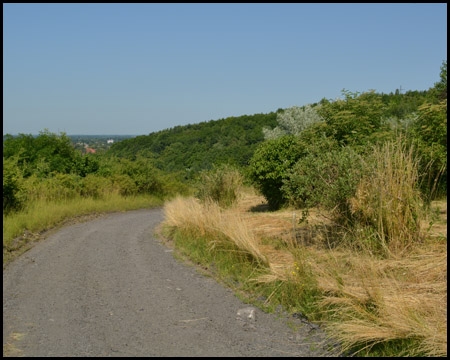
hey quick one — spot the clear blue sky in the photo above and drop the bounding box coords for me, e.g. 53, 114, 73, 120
3, 3, 447, 135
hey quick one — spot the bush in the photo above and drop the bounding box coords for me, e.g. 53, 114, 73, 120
3, 156, 25, 214
44, 173, 82, 201
196, 164, 244, 208
247, 135, 304, 210
81, 174, 112, 199
283, 139, 365, 223
112, 156, 167, 196
111, 174, 138, 196
408, 100, 447, 200
3, 130, 81, 177
316, 90, 389, 147
262, 104, 323, 139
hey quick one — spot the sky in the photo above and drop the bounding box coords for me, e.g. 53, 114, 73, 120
3, 3, 447, 136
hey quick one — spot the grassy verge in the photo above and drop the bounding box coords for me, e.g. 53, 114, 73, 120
3, 193, 164, 266
160, 190, 447, 357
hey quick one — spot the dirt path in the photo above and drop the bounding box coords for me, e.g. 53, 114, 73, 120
3, 208, 337, 357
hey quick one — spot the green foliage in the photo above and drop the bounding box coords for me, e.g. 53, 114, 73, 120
408, 99, 447, 200
283, 139, 366, 223
262, 104, 323, 139
3, 130, 98, 178
107, 112, 278, 174
3, 128, 191, 215
3, 155, 26, 214
80, 174, 112, 199
247, 135, 304, 210
73, 154, 100, 177
196, 164, 244, 208
316, 90, 389, 147
412, 101, 447, 146
110, 174, 138, 197
112, 157, 166, 196
380, 90, 429, 119
429, 60, 447, 101
44, 173, 82, 201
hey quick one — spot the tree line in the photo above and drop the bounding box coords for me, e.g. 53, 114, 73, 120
3, 61, 446, 219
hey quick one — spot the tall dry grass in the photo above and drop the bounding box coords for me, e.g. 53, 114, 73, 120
163, 188, 447, 356
311, 245, 447, 356
349, 138, 426, 257
164, 196, 267, 266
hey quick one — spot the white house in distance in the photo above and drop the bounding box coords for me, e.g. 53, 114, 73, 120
107, 139, 114, 144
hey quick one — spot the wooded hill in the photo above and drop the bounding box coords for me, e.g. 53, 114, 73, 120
107, 112, 278, 175
106, 88, 435, 176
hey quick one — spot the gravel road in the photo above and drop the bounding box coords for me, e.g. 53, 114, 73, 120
3, 208, 338, 357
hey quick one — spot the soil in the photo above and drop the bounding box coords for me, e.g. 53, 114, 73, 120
3, 207, 340, 357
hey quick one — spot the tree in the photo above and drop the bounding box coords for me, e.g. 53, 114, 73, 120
434, 60, 447, 100
262, 104, 323, 140
247, 135, 304, 210
3, 129, 95, 177
316, 89, 389, 148
3, 155, 25, 213
408, 99, 447, 199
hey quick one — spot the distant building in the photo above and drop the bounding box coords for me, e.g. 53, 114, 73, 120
85, 145, 96, 154
107, 139, 114, 144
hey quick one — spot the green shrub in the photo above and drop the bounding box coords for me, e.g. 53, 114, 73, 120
196, 164, 244, 208
3, 130, 81, 177
316, 90, 389, 147
247, 135, 304, 210
3, 156, 25, 214
74, 153, 100, 177
112, 156, 168, 196
47, 173, 82, 201
408, 100, 447, 200
111, 174, 138, 196
283, 139, 365, 222
81, 174, 112, 199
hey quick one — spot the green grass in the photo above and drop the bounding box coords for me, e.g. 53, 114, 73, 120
3, 193, 164, 266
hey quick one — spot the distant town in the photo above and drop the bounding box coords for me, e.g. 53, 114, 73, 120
69, 135, 136, 154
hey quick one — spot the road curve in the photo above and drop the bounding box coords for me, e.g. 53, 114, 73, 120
3, 208, 337, 357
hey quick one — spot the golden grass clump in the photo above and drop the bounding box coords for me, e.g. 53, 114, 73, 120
312, 248, 447, 356
164, 196, 268, 265
349, 138, 425, 257
219, 212, 268, 266
164, 196, 221, 237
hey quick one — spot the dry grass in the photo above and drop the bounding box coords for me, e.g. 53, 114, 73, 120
310, 246, 447, 356
349, 139, 425, 257
164, 195, 268, 265
163, 187, 447, 356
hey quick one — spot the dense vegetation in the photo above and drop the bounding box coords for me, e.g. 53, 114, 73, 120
107, 112, 278, 175
3, 60, 446, 357
160, 63, 446, 357
248, 71, 447, 212
3, 130, 191, 216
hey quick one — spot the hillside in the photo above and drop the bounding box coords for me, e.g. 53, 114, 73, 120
105, 87, 436, 177
106, 112, 278, 174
